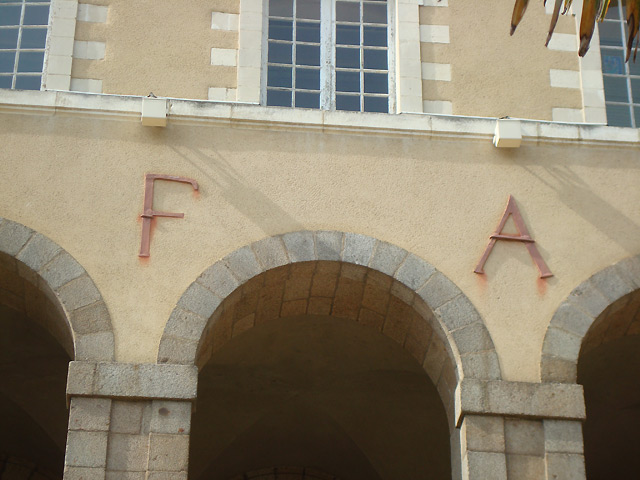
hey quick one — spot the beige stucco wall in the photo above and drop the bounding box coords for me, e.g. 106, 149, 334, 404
0, 100, 638, 383
72, 0, 239, 99
420, 0, 582, 119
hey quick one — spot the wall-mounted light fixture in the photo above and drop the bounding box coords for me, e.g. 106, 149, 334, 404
493, 118, 522, 148
141, 95, 168, 127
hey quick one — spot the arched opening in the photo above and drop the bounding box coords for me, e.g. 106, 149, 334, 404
577, 289, 640, 479
188, 261, 457, 480
0, 251, 72, 479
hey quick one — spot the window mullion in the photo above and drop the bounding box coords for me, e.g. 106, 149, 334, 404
320, 0, 333, 110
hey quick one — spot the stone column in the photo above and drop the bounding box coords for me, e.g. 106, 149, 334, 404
455, 379, 587, 480
64, 362, 197, 480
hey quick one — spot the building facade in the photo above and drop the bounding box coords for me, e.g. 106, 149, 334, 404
0, 0, 639, 479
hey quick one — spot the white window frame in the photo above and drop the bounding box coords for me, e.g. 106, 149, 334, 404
259, 0, 396, 113
0, 0, 52, 90
598, 0, 639, 127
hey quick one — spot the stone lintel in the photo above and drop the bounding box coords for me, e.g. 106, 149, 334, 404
67, 361, 198, 404
455, 379, 585, 426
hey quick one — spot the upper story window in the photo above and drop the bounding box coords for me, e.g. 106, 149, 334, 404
0, 0, 50, 90
264, 0, 392, 113
598, 0, 639, 127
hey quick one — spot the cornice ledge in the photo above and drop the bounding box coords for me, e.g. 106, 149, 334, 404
1, 90, 639, 145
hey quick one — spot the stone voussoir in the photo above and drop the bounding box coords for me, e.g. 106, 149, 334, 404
417, 271, 460, 311
283, 230, 316, 263
177, 281, 222, 319
16, 232, 62, 272
0, 217, 33, 256
549, 301, 595, 338
394, 253, 435, 292
223, 244, 262, 282
250, 235, 290, 269
368, 240, 407, 276
196, 261, 239, 299
314, 230, 343, 261
342, 232, 375, 266
39, 250, 86, 291
589, 266, 635, 302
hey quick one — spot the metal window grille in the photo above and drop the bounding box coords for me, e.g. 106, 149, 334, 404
264, 0, 393, 113
599, 0, 640, 127
0, 0, 51, 90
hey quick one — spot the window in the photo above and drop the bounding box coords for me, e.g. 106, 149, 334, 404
0, 0, 50, 90
264, 0, 392, 113
598, 0, 640, 127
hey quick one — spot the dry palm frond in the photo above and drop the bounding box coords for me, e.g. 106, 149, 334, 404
627, 0, 640, 61
511, 0, 640, 62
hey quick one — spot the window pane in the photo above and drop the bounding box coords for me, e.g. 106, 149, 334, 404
296, 43, 320, 65
0, 76, 11, 89
606, 103, 632, 127
296, 21, 320, 43
0, 51, 15, 73
295, 91, 319, 108
599, 21, 623, 47
24, 5, 49, 25
267, 89, 292, 106
336, 70, 360, 92
336, 24, 360, 45
364, 48, 386, 69
336, 94, 360, 111
268, 41, 292, 63
270, 0, 293, 17
297, 0, 320, 19
364, 72, 387, 93
631, 77, 640, 103
604, 1, 620, 19
295, 67, 319, 90
601, 48, 626, 74
20, 28, 47, 48
14, 75, 40, 90
603, 76, 628, 102
336, 1, 359, 22
336, 47, 359, 68
630, 60, 640, 76
634, 106, 640, 127
268, 65, 292, 88
364, 95, 388, 113
363, 2, 386, 24
0, 5, 21, 25
0, 28, 19, 49
17, 51, 44, 72
269, 19, 293, 40
363, 26, 386, 46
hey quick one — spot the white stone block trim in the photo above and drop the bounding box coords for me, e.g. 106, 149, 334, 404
43, 0, 79, 91
208, 87, 237, 101
212, 12, 239, 31
547, 33, 577, 52
550, 69, 580, 89
396, 0, 424, 113
578, 21, 606, 123
422, 0, 448, 6
423, 100, 453, 114
552, 108, 583, 122
236, 0, 263, 103
77, 4, 108, 23
70, 78, 103, 93
211, 48, 237, 67
420, 25, 450, 44
422, 62, 451, 81
73, 41, 106, 60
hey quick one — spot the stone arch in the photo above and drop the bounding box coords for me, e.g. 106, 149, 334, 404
0, 216, 115, 361
540, 254, 640, 383
158, 231, 500, 410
